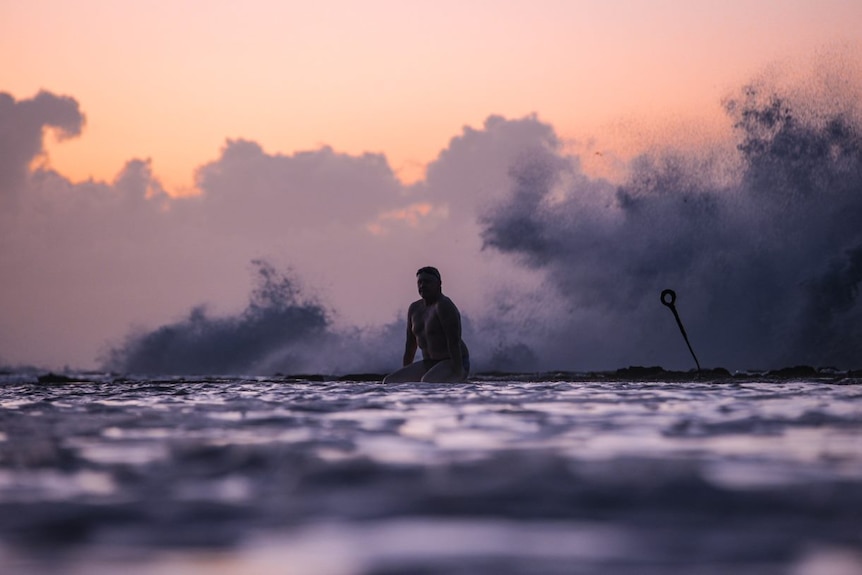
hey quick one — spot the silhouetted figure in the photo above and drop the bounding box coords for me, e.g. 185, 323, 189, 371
384, 266, 470, 383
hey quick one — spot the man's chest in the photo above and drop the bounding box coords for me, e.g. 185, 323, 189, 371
411, 305, 441, 334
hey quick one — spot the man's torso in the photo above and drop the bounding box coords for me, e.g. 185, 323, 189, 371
409, 297, 453, 360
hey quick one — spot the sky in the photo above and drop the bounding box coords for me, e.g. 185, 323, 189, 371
5, 0, 859, 190
2, 0, 862, 373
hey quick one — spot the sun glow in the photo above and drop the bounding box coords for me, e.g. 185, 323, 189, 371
366, 202, 448, 236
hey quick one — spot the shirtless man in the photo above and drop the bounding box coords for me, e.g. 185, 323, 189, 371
383, 266, 470, 383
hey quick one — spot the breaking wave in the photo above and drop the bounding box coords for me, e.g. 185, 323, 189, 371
481, 71, 862, 371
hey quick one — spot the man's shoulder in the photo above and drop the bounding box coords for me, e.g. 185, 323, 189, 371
437, 295, 459, 312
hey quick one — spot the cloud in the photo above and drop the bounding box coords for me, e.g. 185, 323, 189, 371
0, 91, 84, 198
194, 140, 405, 230
97, 114, 568, 375
423, 114, 564, 222
4, 57, 861, 374
3, 97, 548, 371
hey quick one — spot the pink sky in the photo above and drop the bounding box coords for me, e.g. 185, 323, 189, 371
4, 0, 859, 190
2, 1, 862, 371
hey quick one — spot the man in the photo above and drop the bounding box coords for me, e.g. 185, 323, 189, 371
383, 266, 470, 383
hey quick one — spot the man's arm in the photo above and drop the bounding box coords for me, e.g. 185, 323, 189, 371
437, 298, 464, 378
402, 304, 418, 366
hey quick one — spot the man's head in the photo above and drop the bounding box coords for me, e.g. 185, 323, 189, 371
416, 266, 441, 282
416, 266, 442, 300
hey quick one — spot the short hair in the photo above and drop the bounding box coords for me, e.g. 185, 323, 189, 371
416, 266, 441, 282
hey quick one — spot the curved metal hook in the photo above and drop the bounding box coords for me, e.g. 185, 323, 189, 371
660, 288, 701, 372
660, 289, 676, 307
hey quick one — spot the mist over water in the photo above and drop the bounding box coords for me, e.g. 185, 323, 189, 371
3, 57, 862, 374
480, 71, 862, 371
105, 261, 329, 375
105, 261, 407, 376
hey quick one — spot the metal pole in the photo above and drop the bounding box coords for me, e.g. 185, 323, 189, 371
660, 289, 701, 372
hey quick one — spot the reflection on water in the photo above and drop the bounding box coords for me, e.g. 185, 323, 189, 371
0, 375, 860, 574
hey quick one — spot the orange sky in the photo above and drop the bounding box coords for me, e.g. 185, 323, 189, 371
3, 0, 861, 192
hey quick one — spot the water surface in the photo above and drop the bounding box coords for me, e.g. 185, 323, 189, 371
1, 373, 860, 574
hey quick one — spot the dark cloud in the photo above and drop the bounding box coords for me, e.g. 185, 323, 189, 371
0, 91, 84, 197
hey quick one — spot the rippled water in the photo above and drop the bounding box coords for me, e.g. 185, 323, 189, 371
1, 373, 861, 574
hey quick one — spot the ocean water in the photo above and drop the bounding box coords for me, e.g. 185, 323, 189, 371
0, 371, 861, 575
